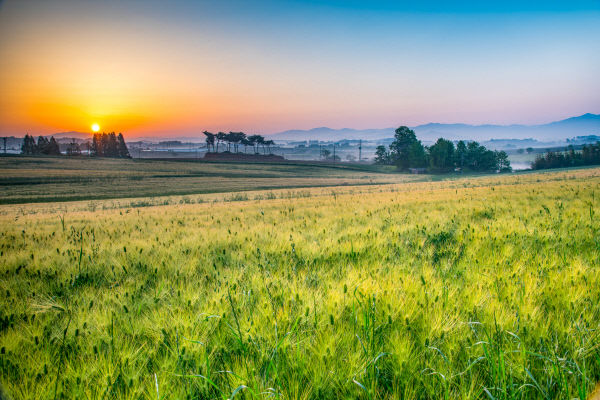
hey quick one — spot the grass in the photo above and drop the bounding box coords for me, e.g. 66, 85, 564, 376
0, 166, 599, 399
0, 156, 422, 204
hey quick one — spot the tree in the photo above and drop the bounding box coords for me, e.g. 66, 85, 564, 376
66, 141, 81, 156
256, 135, 266, 154
90, 132, 130, 158
46, 137, 61, 155
203, 131, 216, 152
428, 138, 455, 171
236, 132, 247, 152
374, 145, 390, 165
463, 141, 509, 171
389, 126, 427, 170
91, 133, 101, 156
526, 147, 534, 154
21, 134, 37, 155
224, 132, 234, 152
532, 142, 600, 170
264, 140, 275, 154
241, 137, 252, 153
454, 140, 467, 169
117, 133, 131, 158
247, 135, 262, 154
105, 133, 119, 157
37, 136, 50, 154
495, 150, 511, 172
216, 132, 227, 152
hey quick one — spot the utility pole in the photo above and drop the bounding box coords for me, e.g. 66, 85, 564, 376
358, 139, 362, 162
333, 143, 336, 163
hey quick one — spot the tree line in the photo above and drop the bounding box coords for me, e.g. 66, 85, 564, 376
21, 132, 130, 158
532, 143, 600, 170
203, 131, 275, 154
374, 126, 511, 172
91, 132, 130, 158
21, 135, 61, 155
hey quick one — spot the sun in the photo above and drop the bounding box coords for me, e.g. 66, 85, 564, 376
91, 123, 100, 132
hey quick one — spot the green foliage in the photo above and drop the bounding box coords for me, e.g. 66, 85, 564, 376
389, 126, 427, 170
429, 138, 455, 172
0, 168, 599, 398
532, 143, 600, 170
0, 157, 420, 204
383, 128, 511, 173
374, 145, 390, 165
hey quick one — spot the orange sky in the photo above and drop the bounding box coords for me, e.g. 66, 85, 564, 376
1, 0, 598, 138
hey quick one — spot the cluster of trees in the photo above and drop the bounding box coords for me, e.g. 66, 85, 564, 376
203, 131, 275, 154
91, 133, 130, 158
21, 135, 61, 155
374, 126, 511, 172
532, 143, 600, 170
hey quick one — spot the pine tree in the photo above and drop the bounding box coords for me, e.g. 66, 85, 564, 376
106, 133, 119, 157
21, 134, 37, 155
37, 136, 49, 154
100, 133, 109, 156
117, 133, 130, 158
91, 133, 101, 156
47, 137, 61, 155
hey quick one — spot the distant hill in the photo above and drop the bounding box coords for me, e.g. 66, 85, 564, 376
271, 127, 396, 141
269, 113, 600, 142
46, 131, 91, 140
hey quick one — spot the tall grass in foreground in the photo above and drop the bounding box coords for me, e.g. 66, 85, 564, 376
0, 168, 599, 399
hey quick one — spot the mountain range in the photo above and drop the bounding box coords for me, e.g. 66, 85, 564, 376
40, 113, 600, 144
270, 113, 600, 142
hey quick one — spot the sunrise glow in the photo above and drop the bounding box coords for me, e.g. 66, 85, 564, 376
0, 0, 598, 138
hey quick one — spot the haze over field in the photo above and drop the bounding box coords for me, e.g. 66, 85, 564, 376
1, 0, 599, 139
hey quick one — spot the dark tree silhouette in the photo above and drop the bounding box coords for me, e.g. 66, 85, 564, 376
247, 135, 262, 154
91, 133, 101, 156
532, 142, 600, 170
264, 140, 275, 154
66, 141, 81, 156
203, 131, 216, 152
241, 137, 252, 153
117, 133, 131, 158
46, 137, 61, 155
216, 132, 227, 152
90, 132, 131, 158
37, 136, 49, 154
256, 135, 266, 154
21, 134, 37, 155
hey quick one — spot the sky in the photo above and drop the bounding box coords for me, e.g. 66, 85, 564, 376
0, 0, 599, 137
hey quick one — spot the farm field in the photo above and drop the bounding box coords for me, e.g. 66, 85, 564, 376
1, 167, 600, 399
0, 156, 419, 204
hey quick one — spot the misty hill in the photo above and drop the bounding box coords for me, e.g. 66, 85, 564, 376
46, 131, 91, 140
270, 113, 600, 142
271, 127, 396, 141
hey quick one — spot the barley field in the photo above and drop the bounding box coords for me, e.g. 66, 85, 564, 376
1, 167, 599, 399
0, 156, 416, 204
